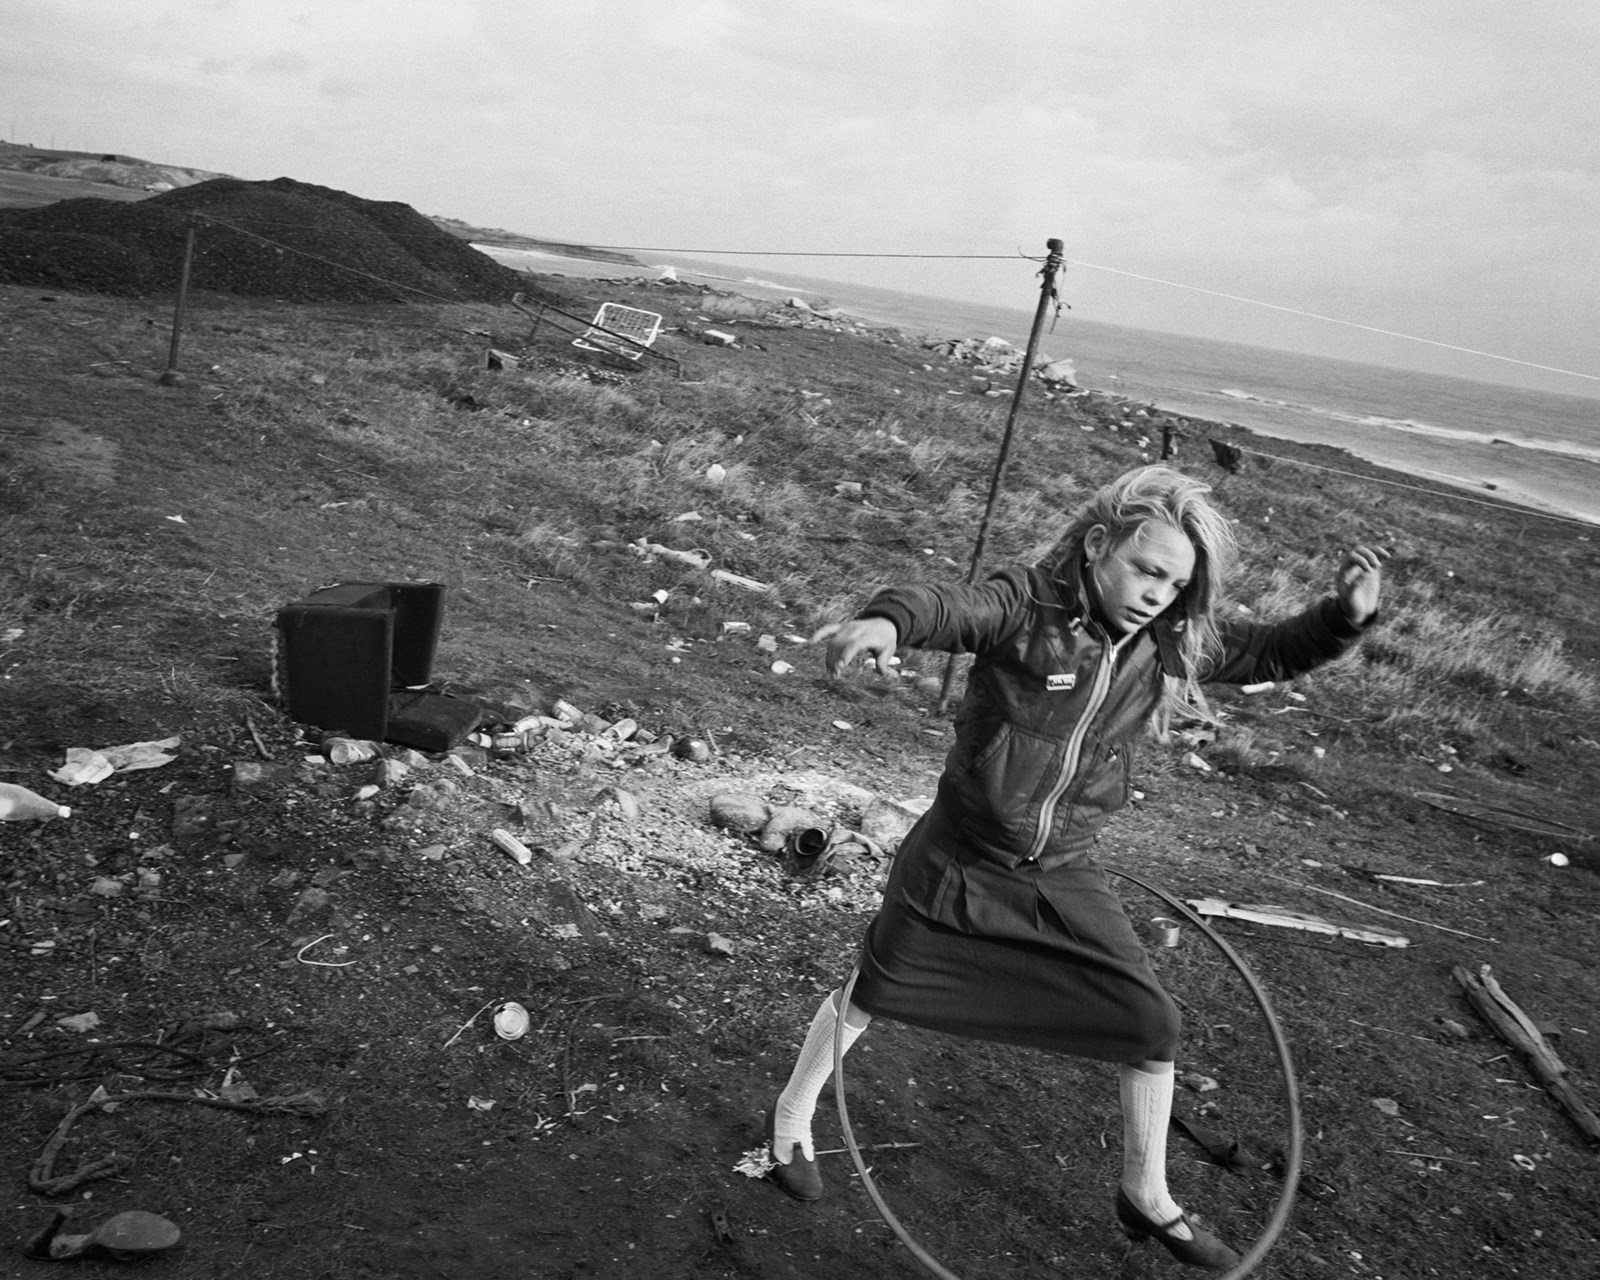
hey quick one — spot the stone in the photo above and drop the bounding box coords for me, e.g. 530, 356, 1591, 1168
759, 805, 824, 854
709, 792, 769, 834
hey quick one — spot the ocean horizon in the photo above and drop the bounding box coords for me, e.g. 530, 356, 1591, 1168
479, 244, 1600, 528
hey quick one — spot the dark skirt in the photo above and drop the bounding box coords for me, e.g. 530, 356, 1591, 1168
850, 804, 1180, 1063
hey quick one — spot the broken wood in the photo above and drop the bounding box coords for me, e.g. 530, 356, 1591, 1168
1188, 898, 1410, 947
1254, 869, 1498, 943
1452, 963, 1600, 1145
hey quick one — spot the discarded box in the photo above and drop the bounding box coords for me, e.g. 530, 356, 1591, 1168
275, 582, 446, 742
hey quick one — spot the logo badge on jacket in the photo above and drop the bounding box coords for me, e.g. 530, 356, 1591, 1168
1046, 673, 1077, 691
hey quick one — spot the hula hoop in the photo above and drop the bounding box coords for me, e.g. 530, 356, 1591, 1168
832, 868, 1302, 1280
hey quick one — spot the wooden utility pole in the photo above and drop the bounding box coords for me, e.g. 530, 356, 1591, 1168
158, 221, 197, 387
936, 238, 1066, 711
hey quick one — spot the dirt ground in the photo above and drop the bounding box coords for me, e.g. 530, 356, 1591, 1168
2, 268, 1598, 1280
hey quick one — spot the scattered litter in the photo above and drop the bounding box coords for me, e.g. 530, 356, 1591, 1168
492, 828, 534, 866
322, 736, 378, 764
467, 1096, 497, 1112
705, 463, 727, 483
1240, 681, 1274, 695
1371, 1097, 1402, 1117
832, 720, 853, 731
629, 539, 712, 571
734, 1147, 777, 1179
0, 782, 70, 821
56, 1011, 102, 1033
711, 568, 772, 593
1187, 898, 1410, 947
706, 933, 736, 956
770, 660, 794, 675
493, 1002, 530, 1041
295, 933, 356, 968
1183, 751, 1212, 772
49, 736, 181, 786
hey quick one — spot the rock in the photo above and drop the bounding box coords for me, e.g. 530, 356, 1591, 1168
170, 794, 214, 838
1038, 358, 1078, 387
232, 761, 294, 792
597, 786, 639, 820
859, 796, 931, 849
759, 805, 824, 854
287, 887, 331, 924
672, 737, 712, 762
372, 758, 410, 788
709, 792, 770, 834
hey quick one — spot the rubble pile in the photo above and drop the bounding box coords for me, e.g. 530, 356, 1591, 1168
0, 176, 526, 302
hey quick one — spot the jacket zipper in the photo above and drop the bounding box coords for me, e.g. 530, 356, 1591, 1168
1026, 630, 1126, 862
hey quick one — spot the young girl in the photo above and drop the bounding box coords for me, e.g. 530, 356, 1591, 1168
766, 465, 1385, 1270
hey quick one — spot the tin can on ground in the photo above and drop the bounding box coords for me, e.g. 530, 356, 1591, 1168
493, 1002, 529, 1040
1150, 916, 1182, 948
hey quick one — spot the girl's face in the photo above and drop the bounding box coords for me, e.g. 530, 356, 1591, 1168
1084, 521, 1196, 634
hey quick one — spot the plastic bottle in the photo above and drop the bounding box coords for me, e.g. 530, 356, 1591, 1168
0, 783, 71, 821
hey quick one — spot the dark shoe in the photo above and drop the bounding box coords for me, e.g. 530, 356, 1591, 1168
1115, 1187, 1240, 1270
764, 1108, 823, 1201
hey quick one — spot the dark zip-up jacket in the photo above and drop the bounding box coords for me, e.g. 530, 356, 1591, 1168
862, 560, 1369, 871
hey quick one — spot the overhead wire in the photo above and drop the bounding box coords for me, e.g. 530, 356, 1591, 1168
590, 243, 1596, 386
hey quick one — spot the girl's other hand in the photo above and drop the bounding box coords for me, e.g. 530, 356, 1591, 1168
1336, 545, 1389, 624
810, 617, 900, 678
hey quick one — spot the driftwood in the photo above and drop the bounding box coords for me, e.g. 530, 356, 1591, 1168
1452, 963, 1600, 1145
1189, 898, 1410, 947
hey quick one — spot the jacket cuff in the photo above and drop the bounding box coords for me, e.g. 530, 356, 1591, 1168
859, 600, 914, 641
1324, 596, 1378, 638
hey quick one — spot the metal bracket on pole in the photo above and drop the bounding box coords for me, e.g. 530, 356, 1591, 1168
935, 238, 1066, 712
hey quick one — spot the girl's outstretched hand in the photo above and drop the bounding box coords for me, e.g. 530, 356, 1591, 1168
1336, 545, 1389, 624
810, 617, 899, 678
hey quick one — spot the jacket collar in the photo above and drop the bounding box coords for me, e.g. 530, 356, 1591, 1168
1052, 555, 1188, 676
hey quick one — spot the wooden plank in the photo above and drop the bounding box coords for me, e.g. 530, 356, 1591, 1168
1187, 898, 1410, 947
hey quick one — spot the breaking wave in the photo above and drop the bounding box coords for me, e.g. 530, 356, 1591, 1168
1214, 388, 1600, 465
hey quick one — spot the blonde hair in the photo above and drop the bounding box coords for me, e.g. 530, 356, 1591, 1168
1039, 466, 1236, 704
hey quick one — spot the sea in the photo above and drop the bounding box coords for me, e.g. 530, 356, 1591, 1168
477, 244, 1600, 529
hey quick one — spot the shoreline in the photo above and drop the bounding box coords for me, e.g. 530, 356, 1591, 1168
484, 246, 1599, 531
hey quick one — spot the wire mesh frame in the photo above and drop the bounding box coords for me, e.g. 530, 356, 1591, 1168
573, 303, 664, 361
510, 293, 681, 376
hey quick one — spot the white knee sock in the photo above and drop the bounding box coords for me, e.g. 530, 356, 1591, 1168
772, 992, 870, 1163
1120, 1061, 1191, 1238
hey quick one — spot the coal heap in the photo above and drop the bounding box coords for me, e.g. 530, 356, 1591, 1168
0, 176, 527, 303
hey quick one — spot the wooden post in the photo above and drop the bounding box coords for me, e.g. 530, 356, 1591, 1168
936, 238, 1066, 711
158, 221, 197, 387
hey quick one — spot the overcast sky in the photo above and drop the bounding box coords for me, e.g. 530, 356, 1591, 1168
5, 1, 1597, 396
